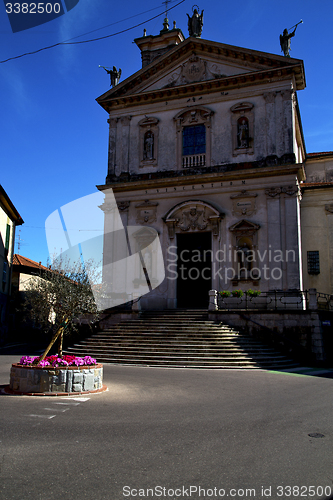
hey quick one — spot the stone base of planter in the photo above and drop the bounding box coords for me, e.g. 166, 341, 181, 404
9, 363, 104, 395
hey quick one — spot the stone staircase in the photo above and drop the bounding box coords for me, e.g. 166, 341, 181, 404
64, 310, 299, 369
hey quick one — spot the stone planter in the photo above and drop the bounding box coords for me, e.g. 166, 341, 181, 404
219, 296, 245, 309
9, 363, 104, 395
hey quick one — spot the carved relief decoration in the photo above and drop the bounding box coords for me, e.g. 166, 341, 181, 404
164, 200, 224, 239
135, 200, 158, 224
230, 190, 258, 216
164, 55, 246, 89
177, 206, 208, 231
117, 201, 130, 212
229, 219, 260, 240
265, 187, 282, 198
182, 54, 206, 83
281, 185, 299, 196
265, 186, 300, 198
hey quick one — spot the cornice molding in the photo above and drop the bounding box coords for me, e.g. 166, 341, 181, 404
97, 160, 304, 194
97, 65, 303, 112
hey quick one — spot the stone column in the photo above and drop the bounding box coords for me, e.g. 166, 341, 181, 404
117, 201, 130, 228
107, 117, 118, 177
308, 288, 317, 310
208, 290, 218, 311
265, 187, 283, 289
282, 185, 302, 290
99, 192, 129, 308
281, 89, 294, 155
275, 91, 284, 157
264, 92, 276, 156
325, 204, 333, 294
118, 116, 131, 175
132, 292, 142, 312
310, 312, 325, 362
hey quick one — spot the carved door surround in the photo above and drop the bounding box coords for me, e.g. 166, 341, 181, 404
174, 106, 214, 169
230, 102, 254, 156
163, 200, 224, 239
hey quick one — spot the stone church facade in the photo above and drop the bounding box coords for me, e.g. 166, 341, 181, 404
96, 14, 333, 310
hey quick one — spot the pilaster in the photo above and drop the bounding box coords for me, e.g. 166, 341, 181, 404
264, 92, 276, 156
325, 204, 333, 294
107, 117, 118, 177
281, 89, 294, 154
265, 188, 283, 289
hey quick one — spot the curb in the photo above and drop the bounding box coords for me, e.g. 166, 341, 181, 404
2, 384, 108, 397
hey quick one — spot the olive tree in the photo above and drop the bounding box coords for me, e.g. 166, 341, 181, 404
23, 257, 101, 361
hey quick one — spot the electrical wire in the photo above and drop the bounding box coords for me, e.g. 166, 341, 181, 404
0, 0, 185, 64
64, 0, 181, 42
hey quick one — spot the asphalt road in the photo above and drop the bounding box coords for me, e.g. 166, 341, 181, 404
0, 352, 333, 500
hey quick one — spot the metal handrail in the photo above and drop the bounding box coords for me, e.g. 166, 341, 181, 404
217, 290, 308, 311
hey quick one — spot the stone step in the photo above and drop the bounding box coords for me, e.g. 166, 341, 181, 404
64, 352, 298, 369
77, 341, 275, 349
65, 347, 292, 362
64, 310, 298, 370
80, 336, 265, 344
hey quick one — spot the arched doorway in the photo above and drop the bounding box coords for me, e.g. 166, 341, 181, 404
164, 200, 224, 309
177, 231, 212, 308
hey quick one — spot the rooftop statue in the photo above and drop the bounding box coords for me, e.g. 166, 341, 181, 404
280, 20, 302, 57
187, 6, 204, 38
99, 65, 122, 87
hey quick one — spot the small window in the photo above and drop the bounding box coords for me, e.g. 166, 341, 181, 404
2, 262, 7, 283
182, 125, 206, 156
307, 251, 320, 275
5, 224, 10, 251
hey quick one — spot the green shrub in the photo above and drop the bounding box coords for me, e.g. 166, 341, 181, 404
246, 289, 261, 297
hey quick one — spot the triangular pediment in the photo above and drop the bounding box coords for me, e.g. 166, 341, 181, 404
97, 37, 305, 110
229, 219, 260, 233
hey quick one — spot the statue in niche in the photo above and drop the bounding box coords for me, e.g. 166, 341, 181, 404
237, 117, 249, 149
237, 243, 252, 272
187, 7, 204, 37
143, 130, 154, 160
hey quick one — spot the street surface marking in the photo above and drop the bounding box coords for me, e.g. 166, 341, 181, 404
44, 407, 69, 412
54, 402, 80, 405
61, 397, 90, 401
26, 414, 56, 419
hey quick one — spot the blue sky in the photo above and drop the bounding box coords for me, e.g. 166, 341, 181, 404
1, 0, 333, 265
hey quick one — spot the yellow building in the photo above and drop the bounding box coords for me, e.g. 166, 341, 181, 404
0, 185, 23, 342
